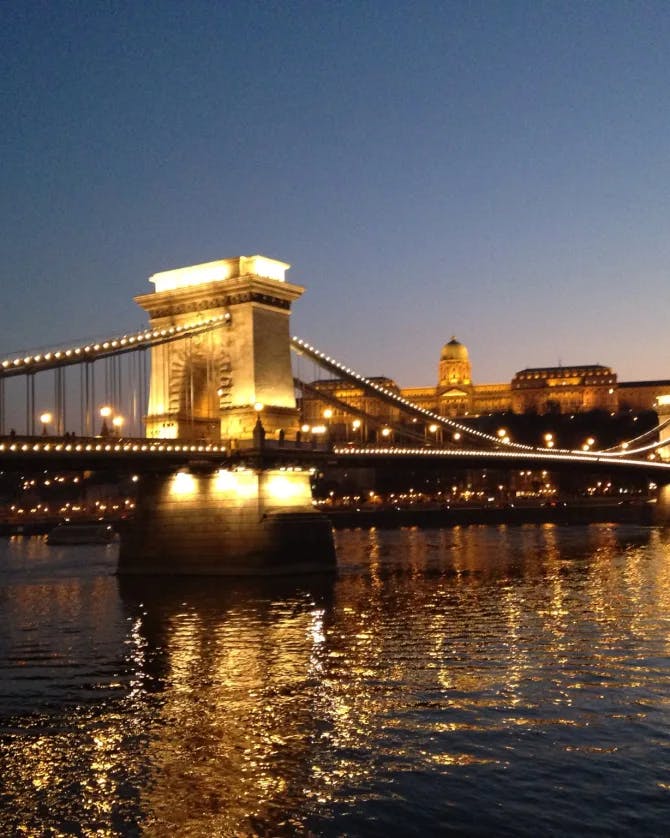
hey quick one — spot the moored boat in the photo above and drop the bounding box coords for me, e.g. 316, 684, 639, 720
46, 523, 117, 545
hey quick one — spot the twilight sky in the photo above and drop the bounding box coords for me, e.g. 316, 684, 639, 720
2, 1, 669, 387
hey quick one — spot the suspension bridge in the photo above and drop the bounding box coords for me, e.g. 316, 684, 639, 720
1, 254, 669, 573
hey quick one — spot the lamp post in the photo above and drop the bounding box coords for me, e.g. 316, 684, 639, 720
311, 424, 326, 448
112, 415, 125, 437
99, 406, 112, 437
323, 408, 333, 442
39, 411, 52, 436
497, 427, 511, 445
352, 418, 362, 444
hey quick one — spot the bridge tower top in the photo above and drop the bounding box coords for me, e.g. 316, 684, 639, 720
148, 255, 291, 293
136, 254, 304, 442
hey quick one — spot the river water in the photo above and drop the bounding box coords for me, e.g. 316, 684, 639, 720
1, 524, 670, 836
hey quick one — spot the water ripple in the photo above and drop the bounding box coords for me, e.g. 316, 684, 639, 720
1, 525, 670, 835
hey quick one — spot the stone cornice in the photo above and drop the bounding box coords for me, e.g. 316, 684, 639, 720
135, 275, 304, 318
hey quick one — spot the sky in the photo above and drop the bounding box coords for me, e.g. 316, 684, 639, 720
2, 0, 670, 388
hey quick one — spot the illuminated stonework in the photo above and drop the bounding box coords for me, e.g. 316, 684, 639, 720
135, 255, 303, 441
150, 255, 289, 293
655, 395, 670, 462
117, 467, 337, 574
301, 335, 670, 433
510, 364, 617, 414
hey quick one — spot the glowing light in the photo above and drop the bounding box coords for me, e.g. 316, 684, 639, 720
214, 469, 238, 492
254, 402, 264, 412
171, 470, 196, 496
150, 255, 289, 292
100, 406, 112, 418
264, 474, 304, 501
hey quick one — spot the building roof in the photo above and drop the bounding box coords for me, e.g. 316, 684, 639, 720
515, 364, 611, 375
306, 376, 398, 389
440, 337, 469, 362
618, 379, 670, 388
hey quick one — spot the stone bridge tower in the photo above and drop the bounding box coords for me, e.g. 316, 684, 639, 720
655, 395, 670, 462
135, 255, 303, 442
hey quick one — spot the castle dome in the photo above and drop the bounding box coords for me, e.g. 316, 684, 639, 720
440, 337, 469, 362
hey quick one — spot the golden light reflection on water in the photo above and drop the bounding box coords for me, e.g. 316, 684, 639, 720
2, 525, 670, 834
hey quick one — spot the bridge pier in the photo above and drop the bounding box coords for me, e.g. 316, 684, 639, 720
653, 484, 670, 526
117, 464, 336, 575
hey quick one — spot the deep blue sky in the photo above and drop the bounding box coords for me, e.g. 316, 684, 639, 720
2, 1, 669, 386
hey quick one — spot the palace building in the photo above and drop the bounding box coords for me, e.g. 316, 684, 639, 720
300, 337, 669, 438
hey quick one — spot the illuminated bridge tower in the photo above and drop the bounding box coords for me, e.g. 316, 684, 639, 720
651, 395, 670, 525
135, 255, 303, 442
120, 255, 336, 575
656, 395, 670, 462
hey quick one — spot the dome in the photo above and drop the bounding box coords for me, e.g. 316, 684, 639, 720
440, 337, 469, 362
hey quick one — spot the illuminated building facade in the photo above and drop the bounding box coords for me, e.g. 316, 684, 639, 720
300, 336, 670, 435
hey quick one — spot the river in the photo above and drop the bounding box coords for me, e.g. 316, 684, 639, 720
1, 524, 670, 836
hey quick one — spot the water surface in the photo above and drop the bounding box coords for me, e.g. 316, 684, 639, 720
1, 524, 670, 835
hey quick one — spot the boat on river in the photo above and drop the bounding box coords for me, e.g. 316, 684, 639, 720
46, 523, 117, 545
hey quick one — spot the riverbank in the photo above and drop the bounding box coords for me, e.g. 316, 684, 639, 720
323, 502, 653, 528
0, 501, 655, 538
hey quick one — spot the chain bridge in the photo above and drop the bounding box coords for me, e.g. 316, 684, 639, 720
2, 254, 670, 573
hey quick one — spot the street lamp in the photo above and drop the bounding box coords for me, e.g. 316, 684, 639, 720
99, 405, 112, 437
112, 415, 125, 436
39, 411, 52, 436
323, 408, 333, 441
